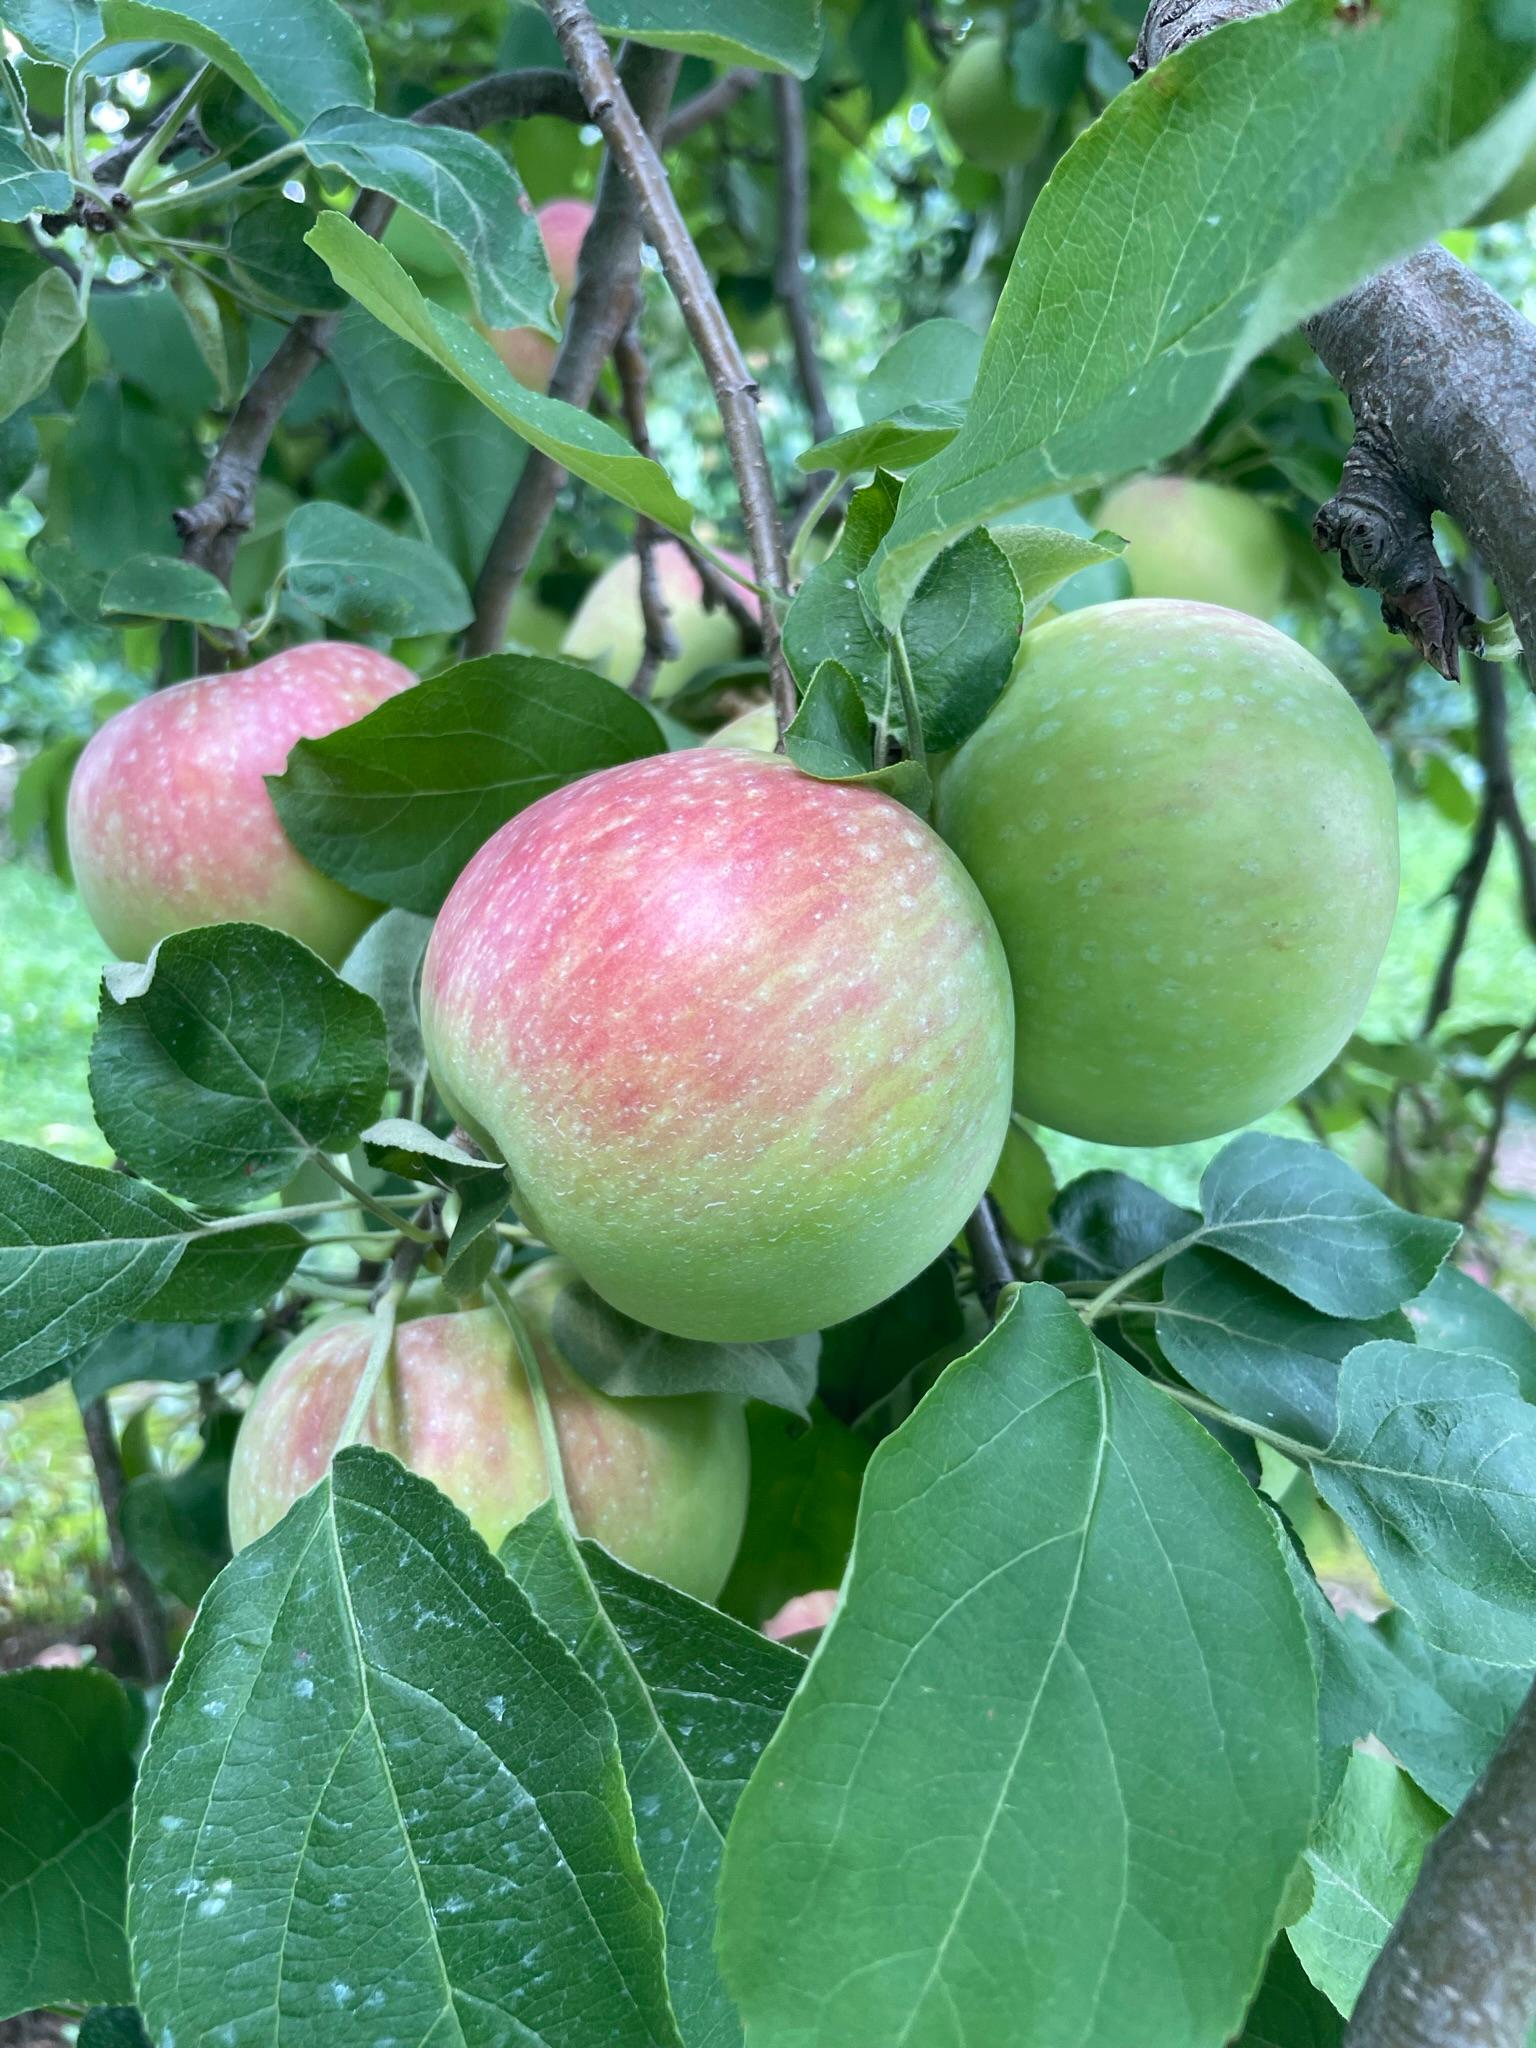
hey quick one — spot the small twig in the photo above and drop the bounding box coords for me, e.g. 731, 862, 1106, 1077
664, 65, 759, 145
964, 1196, 1015, 1323
770, 74, 835, 451
1460, 1017, 1536, 1227
546, 0, 796, 735
77, 1394, 171, 1681
614, 320, 681, 698
464, 43, 681, 657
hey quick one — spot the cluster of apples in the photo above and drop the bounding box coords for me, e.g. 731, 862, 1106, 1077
64, 476, 1397, 1602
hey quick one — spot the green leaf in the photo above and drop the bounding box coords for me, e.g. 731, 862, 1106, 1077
988, 519, 1124, 625
77, 2011, 151, 2048
1313, 1343, 1536, 1666
1274, 1528, 1375, 1811
360, 1115, 508, 1200
269, 652, 666, 916
340, 907, 432, 1091
129, 1448, 682, 2048
503, 1502, 803, 2048
139, 1220, 303, 1320
548, 1270, 820, 1418
300, 109, 553, 330
283, 500, 473, 637
718, 1284, 1317, 2047
1408, 1260, 1536, 1400
988, 1117, 1056, 1244
121, 1408, 238, 1606
1288, 1752, 1444, 2017
0, 1141, 200, 1394
719, 1401, 868, 1630
896, 528, 1021, 750
0, 131, 70, 219
0, 1667, 142, 2018
306, 212, 696, 534
0, 267, 85, 427
1199, 1133, 1458, 1318
1157, 1247, 1409, 1447
1041, 1169, 1197, 1284
329, 306, 527, 586
797, 402, 965, 481
783, 659, 930, 811
866, 0, 1536, 623
796, 318, 980, 476
816, 1254, 965, 1434
585, 0, 820, 76
1, 0, 102, 63
1236, 1939, 1345, 2047
98, 553, 241, 628
783, 471, 896, 705
89, 922, 389, 1209
70, 1316, 261, 1405
98, 0, 374, 130
228, 193, 346, 312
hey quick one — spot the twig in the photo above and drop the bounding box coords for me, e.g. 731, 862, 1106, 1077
546, 0, 796, 735
1345, 1672, 1536, 2047
679, 538, 764, 646
1460, 1017, 1536, 1227
76, 1394, 170, 1681
770, 74, 835, 450
614, 320, 680, 697
965, 1196, 1015, 1322
464, 44, 681, 656
665, 66, 759, 146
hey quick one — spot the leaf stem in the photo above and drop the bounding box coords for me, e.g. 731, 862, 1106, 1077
1081, 1230, 1203, 1324
891, 628, 927, 774
1149, 1378, 1318, 1465
489, 1275, 575, 1532
334, 1276, 409, 1449
133, 140, 303, 213
786, 470, 842, 584
191, 1191, 421, 1236
118, 62, 211, 198
316, 1156, 437, 1242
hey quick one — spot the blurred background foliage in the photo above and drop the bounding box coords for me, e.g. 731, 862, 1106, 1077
1, 0, 1533, 1647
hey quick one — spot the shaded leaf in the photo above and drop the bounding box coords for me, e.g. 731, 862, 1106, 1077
783, 658, 929, 811
586, 0, 820, 76
1407, 1260, 1536, 1401
719, 1401, 868, 1631
99, 0, 374, 130
138, 1221, 303, 1321
0, 131, 70, 220
0, 267, 85, 427
284, 500, 473, 637
1236, 1939, 1345, 2047
99, 553, 241, 629
1041, 1169, 1197, 1284
340, 908, 432, 1092
71, 1316, 261, 1406
121, 1409, 238, 1606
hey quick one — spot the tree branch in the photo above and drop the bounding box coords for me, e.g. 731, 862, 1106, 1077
770, 74, 835, 451
77, 1394, 170, 1683
464, 44, 680, 656
665, 66, 759, 146
546, 0, 796, 734
614, 320, 680, 697
965, 1196, 1015, 1322
1135, 0, 1536, 680
1459, 1015, 1536, 1227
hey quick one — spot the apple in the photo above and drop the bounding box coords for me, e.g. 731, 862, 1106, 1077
561, 540, 760, 700
936, 600, 1398, 1147
226, 1270, 752, 1600
1096, 476, 1288, 620
66, 642, 413, 965
490, 196, 594, 392
420, 748, 1014, 1341
936, 34, 1051, 172
704, 702, 779, 753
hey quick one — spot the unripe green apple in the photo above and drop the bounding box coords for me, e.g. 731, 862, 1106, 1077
936, 34, 1051, 171
561, 541, 760, 700
66, 642, 413, 964
1473, 136, 1536, 225
1097, 476, 1288, 620
490, 196, 594, 392
226, 1277, 751, 1600
420, 748, 1014, 1340
937, 600, 1398, 1146
704, 702, 779, 752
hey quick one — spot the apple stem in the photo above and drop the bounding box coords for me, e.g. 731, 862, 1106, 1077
489, 1276, 577, 1534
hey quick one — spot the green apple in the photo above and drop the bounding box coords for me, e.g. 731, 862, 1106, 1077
704, 702, 779, 752
937, 600, 1399, 1146
1097, 476, 1288, 620
936, 34, 1051, 172
561, 540, 759, 700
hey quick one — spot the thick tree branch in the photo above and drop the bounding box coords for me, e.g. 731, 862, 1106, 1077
1135, 0, 1536, 680
614, 320, 680, 697
77, 1394, 170, 1683
770, 75, 835, 451
464, 44, 680, 656
546, 0, 796, 733
174, 69, 589, 592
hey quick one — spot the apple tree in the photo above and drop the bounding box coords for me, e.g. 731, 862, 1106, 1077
2, 1, 1536, 2045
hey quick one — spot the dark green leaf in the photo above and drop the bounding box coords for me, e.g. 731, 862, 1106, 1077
1041, 1169, 1197, 1284
121, 1409, 238, 1606
98, 0, 374, 130
719, 1401, 868, 1631
783, 659, 929, 811
301, 108, 553, 330
897, 527, 1021, 751
228, 193, 346, 312
718, 1284, 1316, 2046
1407, 1261, 1536, 1400
1, 0, 102, 63
585, 0, 820, 76
359, 1117, 505, 1195
90, 923, 389, 1209
0, 131, 70, 218
77, 2011, 152, 2048
797, 402, 965, 481
340, 908, 432, 1090
139, 1220, 303, 1320
1199, 1134, 1457, 1318
269, 652, 666, 915
0, 1667, 142, 2017
504, 1501, 803, 2048
98, 553, 241, 628
89, 283, 218, 420
0, 267, 84, 426
549, 1270, 820, 1418
816, 1254, 964, 1432
1236, 1940, 1345, 2048
284, 500, 473, 637
307, 213, 697, 534
71, 1316, 260, 1406
130, 1449, 681, 2047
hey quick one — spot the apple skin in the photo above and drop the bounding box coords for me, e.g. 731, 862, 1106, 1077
1097, 476, 1289, 620
66, 642, 414, 965
936, 600, 1398, 1147
490, 196, 594, 392
937, 34, 1051, 171
226, 1272, 751, 1600
420, 748, 1014, 1341
704, 703, 779, 753
561, 540, 760, 700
